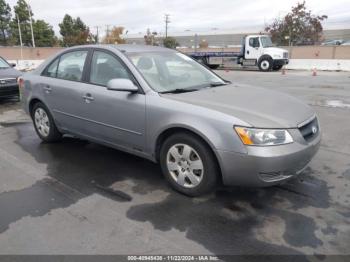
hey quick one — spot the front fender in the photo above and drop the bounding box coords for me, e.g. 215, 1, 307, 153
146, 95, 248, 159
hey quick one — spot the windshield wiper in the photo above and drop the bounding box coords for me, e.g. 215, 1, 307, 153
160, 88, 199, 94
208, 82, 228, 87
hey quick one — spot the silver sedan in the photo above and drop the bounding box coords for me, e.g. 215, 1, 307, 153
20, 45, 321, 196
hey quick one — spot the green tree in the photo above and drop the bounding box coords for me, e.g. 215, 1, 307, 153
163, 36, 178, 49
10, 0, 33, 46
0, 0, 11, 45
265, 1, 327, 46
59, 14, 90, 46
10, 0, 56, 47
33, 20, 57, 47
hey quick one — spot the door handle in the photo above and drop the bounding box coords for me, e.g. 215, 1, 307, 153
43, 85, 52, 93
82, 93, 94, 103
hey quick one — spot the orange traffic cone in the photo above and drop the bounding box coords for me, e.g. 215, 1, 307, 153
312, 68, 317, 76
281, 66, 286, 75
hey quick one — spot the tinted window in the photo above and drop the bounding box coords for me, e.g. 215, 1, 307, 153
44, 58, 59, 77
249, 37, 260, 48
57, 51, 88, 81
90, 51, 131, 86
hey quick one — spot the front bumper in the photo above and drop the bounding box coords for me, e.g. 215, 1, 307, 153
273, 59, 289, 66
0, 84, 19, 98
216, 129, 321, 187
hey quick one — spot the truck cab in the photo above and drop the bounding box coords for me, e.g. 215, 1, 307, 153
238, 35, 289, 71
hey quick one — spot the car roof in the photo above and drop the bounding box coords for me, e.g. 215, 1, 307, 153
112, 44, 174, 53
66, 44, 175, 53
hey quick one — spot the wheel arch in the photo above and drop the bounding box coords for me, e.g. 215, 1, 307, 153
29, 98, 44, 117
154, 126, 223, 183
258, 54, 273, 64
28, 98, 55, 121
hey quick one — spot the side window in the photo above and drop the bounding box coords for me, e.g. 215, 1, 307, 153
249, 37, 260, 48
90, 51, 132, 86
57, 51, 88, 81
44, 58, 59, 77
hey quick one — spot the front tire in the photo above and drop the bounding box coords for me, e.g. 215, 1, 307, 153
160, 132, 219, 197
31, 102, 62, 142
258, 56, 273, 72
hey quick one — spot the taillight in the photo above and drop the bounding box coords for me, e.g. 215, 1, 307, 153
18, 77, 24, 89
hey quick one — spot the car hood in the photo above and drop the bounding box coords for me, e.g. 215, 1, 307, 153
0, 67, 22, 78
161, 84, 315, 128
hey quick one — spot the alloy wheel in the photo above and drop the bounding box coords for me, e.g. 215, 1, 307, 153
34, 108, 50, 137
166, 143, 204, 188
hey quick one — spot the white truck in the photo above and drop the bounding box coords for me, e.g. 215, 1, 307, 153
188, 35, 289, 72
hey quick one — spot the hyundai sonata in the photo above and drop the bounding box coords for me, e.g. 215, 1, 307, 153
21, 45, 321, 196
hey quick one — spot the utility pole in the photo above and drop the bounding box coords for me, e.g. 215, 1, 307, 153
105, 25, 111, 44
17, 14, 23, 60
194, 34, 198, 52
95, 26, 100, 44
25, 0, 35, 48
164, 14, 170, 38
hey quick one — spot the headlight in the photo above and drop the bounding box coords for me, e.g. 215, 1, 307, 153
235, 127, 293, 146
273, 54, 282, 58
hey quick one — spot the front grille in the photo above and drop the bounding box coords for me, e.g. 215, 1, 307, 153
0, 78, 17, 86
283, 52, 288, 59
298, 117, 319, 142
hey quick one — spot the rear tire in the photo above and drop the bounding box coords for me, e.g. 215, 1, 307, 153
160, 132, 219, 197
258, 56, 273, 72
31, 102, 62, 142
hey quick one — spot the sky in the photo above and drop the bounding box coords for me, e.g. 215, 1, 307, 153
6, 0, 350, 37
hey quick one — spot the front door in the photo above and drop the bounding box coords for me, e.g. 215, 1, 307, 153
245, 36, 261, 60
78, 50, 146, 151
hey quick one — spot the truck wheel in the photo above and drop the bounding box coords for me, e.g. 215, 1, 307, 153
273, 65, 283, 71
209, 64, 220, 69
160, 132, 219, 197
258, 56, 273, 72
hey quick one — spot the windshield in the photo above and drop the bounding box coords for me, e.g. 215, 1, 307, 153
260, 36, 274, 48
127, 51, 226, 93
0, 57, 10, 68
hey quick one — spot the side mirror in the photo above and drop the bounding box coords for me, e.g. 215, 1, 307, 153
106, 79, 138, 93
10, 63, 16, 67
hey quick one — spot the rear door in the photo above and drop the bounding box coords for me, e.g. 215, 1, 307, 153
77, 49, 146, 151
40, 49, 90, 134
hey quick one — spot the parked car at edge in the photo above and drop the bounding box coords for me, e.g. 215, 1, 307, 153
321, 39, 344, 46
0, 56, 22, 100
20, 45, 321, 196
341, 40, 350, 46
